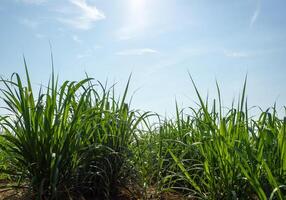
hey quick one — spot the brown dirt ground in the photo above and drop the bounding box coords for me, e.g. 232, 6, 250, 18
0, 179, 32, 200
118, 186, 187, 200
0, 180, 187, 200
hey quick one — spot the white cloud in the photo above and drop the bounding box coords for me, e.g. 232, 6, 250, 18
116, 48, 159, 56
224, 51, 249, 58
20, 18, 40, 29
250, 0, 260, 27
117, 34, 133, 41
93, 45, 102, 50
17, 0, 47, 4
35, 33, 46, 39
77, 53, 91, 59
72, 35, 82, 43
57, 0, 105, 30
76, 45, 102, 59
117, 25, 143, 41
76, 49, 93, 59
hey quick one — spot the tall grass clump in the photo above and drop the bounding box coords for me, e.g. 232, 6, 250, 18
0, 61, 146, 199
140, 77, 286, 199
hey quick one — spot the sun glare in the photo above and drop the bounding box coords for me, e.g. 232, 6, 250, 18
128, 0, 147, 28
130, 0, 145, 11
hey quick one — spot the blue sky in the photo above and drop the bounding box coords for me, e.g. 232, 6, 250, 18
0, 0, 286, 116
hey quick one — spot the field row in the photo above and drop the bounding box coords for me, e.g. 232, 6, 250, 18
0, 67, 285, 199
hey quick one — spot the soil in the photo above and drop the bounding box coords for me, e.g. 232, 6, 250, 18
118, 186, 187, 200
0, 179, 32, 200
0, 180, 187, 200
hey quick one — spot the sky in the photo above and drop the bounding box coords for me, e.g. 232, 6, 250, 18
0, 0, 286, 117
